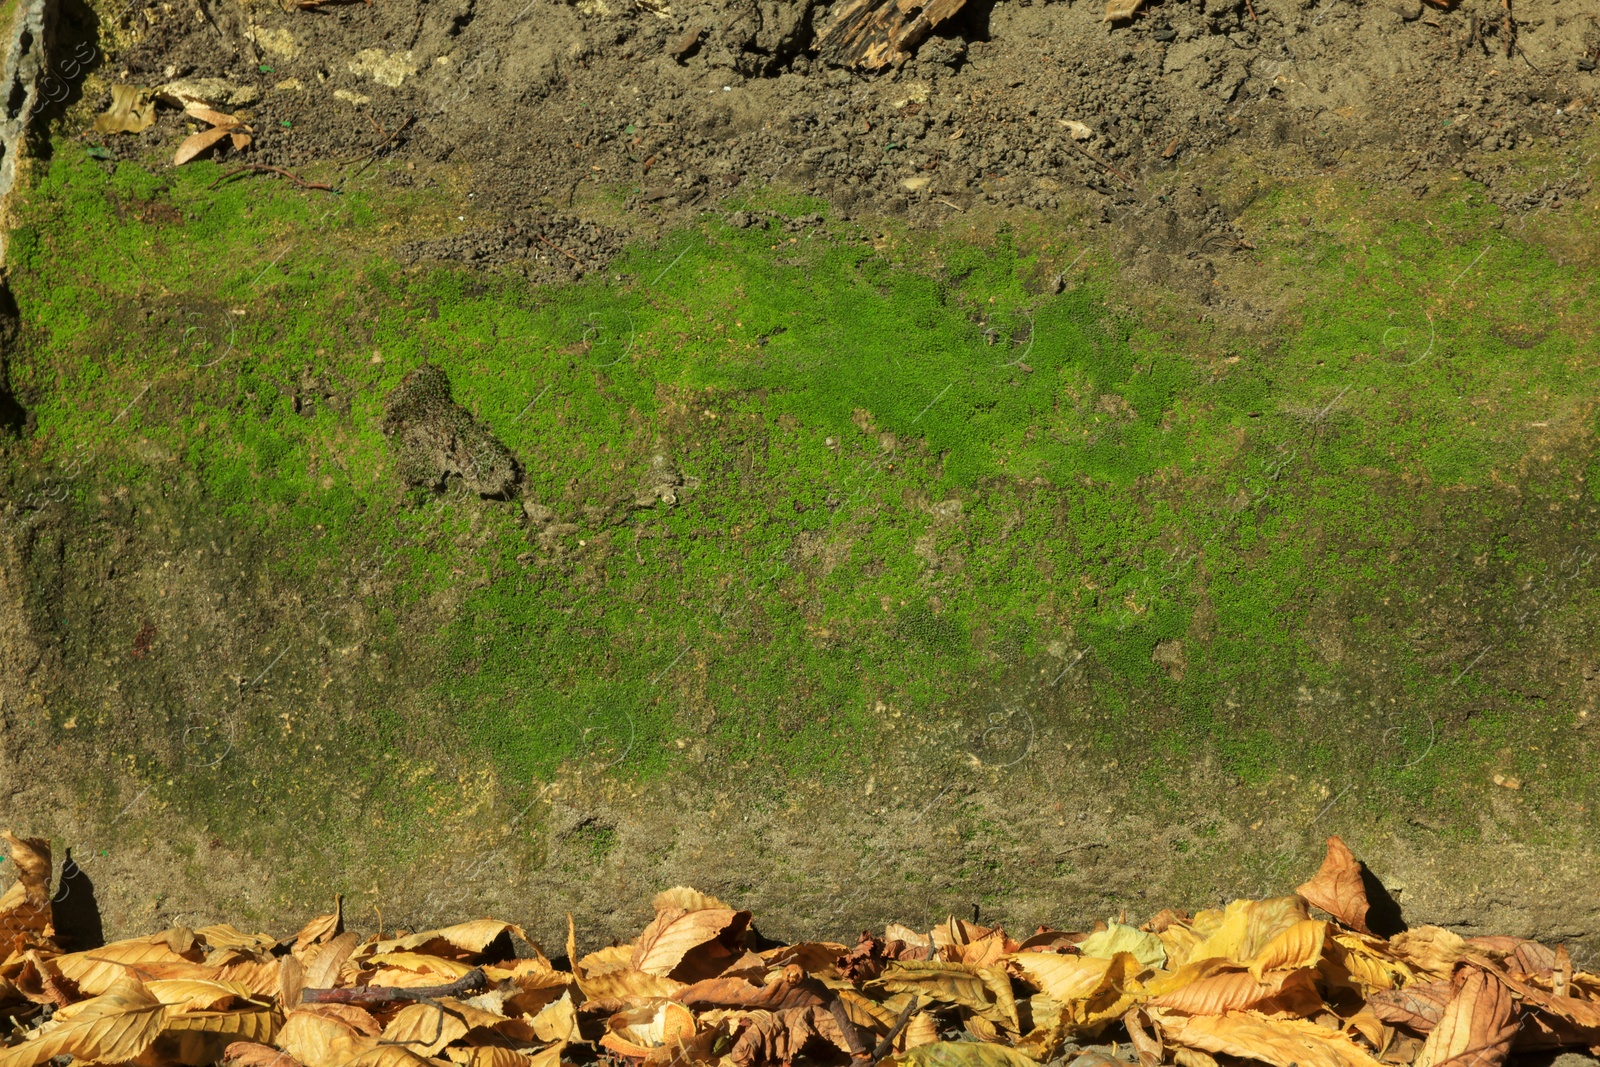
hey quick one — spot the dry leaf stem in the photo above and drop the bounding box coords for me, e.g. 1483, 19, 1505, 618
209, 164, 340, 192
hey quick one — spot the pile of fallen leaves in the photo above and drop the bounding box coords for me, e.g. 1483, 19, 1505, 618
2, 832, 1597, 1067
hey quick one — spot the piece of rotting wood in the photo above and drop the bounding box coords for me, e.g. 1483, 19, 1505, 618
813, 0, 971, 70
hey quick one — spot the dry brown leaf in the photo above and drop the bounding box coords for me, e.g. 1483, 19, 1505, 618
224, 1041, 303, 1067
1370, 981, 1455, 1033
279, 956, 307, 1013
1102, 0, 1142, 20
902, 1010, 940, 1051
760, 942, 849, 974
367, 953, 479, 979
1156, 1009, 1389, 1067
1125, 1007, 1165, 1067
884, 1042, 1043, 1067
200, 926, 279, 952
531, 991, 582, 1044
1389, 928, 1468, 978
366, 920, 529, 962
174, 124, 235, 166
183, 105, 239, 129
322, 1033, 442, 1067
144, 978, 262, 1012
216, 958, 282, 1000
1172, 1049, 1219, 1067
0, 976, 165, 1067
676, 975, 823, 1011
93, 85, 157, 134
296, 1004, 382, 1037
1413, 969, 1518, 1067
1296, 838, 1373, 935
728, 1005, 852, 1066
278, 1007, 374, 1067
633, 907, 749, 978
293, 900, 344, 962
305, 932, 361, 991
381, 1002, 469, 1056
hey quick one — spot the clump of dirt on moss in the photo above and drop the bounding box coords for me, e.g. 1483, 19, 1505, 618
382, 363, 521, 499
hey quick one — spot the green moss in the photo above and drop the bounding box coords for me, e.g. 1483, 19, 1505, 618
6, 145, 1600, 860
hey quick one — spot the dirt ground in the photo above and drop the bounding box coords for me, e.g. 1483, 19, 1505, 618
94, 0, 1600, 282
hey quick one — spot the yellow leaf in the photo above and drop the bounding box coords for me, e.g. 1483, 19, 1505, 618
1151, 967, 1322, 1017
531, 992, 581, 1044
381, 1002, 469, 1056
872, 961, 997, 1015
1324, 934, 1414, 993
1388, 928, 1467, 979
653, 887, 733, 913
1249, 921, 1328, 979
1010, 953, 1118, 1002
1159, 927, 1202, 971
0, 976, 165, 1067
278, 1008, 370, 1067
198, 925, 279, 952
325, 1033, 442, 1067
56, 940, 193, 996
1102, 0, 1142, 20
144, 979, 263, 1012
1155, 1010, 1388, 1067
1078, 924, 1167, 971
365, 953, 478, 978
884, 1040, 1042, 1067
1188, 898, 1311, 967
366, 921, 529, 961
147, 1008, 281, 1066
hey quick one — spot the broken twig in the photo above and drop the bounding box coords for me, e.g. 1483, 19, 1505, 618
302, 967, 487, 1005
869, 997, 921, 1063
536, 233, 582, 264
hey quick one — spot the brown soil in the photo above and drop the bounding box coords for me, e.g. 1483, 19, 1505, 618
97, 0, 1600, 276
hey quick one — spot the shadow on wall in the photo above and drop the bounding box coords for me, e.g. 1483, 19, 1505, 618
0, 283, 25, 438
52, 849, 106, 951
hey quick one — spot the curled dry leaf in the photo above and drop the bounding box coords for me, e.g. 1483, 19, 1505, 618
1296, 837, 1373, 935
1102, 0, 1142, 20
600, 999, 697, 1058
0, 831, 53, 940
